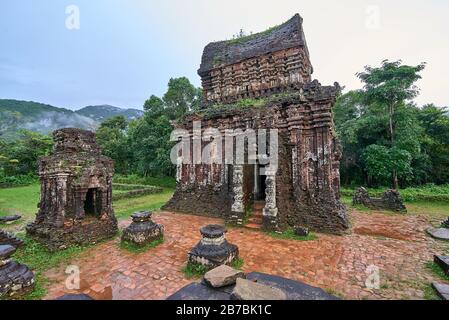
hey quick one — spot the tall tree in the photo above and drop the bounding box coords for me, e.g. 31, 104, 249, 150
357, 60, 425, 189
163, 77, 202, 119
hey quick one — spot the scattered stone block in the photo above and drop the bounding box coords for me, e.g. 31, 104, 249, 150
353, 187, 407, 213
432, 282, 449, 300
0, 230, 24, 248
434, 255, 449, 276
167, 272, 339, 300
188, 225, 239, 268
0, 215, 21, 225
55, 294, 94, 300
427, 228, 449, 241
0, 245, 35, 298
231, 278, 287, 300
203, 265, 245, 288
294, 226, 309, 237
121, 211, 164, 246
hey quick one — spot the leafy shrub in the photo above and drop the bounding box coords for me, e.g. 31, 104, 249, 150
341, 184, 449, 202
114, 175, 176, 189
0, 174, 38, 188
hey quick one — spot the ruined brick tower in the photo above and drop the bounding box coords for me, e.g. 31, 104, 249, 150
164, 14, 349, 234
27, 128, 118, 250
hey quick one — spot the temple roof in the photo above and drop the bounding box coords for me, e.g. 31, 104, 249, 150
198, 14, 310, 76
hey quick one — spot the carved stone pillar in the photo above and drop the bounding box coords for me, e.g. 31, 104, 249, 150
228, 165, 244, 225
54, 173, 69, 228
263, 167, 279, 231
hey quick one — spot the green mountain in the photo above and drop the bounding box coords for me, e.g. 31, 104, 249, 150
76, 105, 143, 122
0, 99, 143, 139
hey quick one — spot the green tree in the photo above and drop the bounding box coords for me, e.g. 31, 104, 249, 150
163, 77, 202, 119
356, 60, 426, 189
96, 116, 130, 174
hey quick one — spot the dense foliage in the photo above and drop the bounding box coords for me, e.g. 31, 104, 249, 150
2, 64, 449, 191
0, 130, 52, 186
334, 60, 449, 188
96, 77, 201, 177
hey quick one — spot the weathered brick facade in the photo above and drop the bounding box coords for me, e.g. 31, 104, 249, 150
164, 14, 349, 234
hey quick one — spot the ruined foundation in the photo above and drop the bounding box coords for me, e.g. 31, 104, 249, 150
26, 128, 118, 250
353, 187, 407, 213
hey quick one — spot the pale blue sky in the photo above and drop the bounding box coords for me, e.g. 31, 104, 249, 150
0, 0, 448, 109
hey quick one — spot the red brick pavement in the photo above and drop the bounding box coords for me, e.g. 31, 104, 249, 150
43, 210, 449, 300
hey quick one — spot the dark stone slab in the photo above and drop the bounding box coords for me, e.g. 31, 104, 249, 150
167, 272, 339, 301
166, 282, 232, 301
434, 256, 449, 276
432, 282, 449, 300
0, 245, 16, 260
0, 230, 24, 248
427, 228, 449, 241
246, 272, 339, 300
55, 294, 95, 300
0, 215, 21, 224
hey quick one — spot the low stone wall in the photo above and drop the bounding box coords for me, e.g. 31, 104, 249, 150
353, 187, 407, 213
113, 184, 163, 201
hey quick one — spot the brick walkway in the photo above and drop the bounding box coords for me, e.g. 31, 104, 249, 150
43, 210, 449, 300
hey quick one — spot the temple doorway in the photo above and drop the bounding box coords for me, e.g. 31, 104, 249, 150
84, 188, 101, 217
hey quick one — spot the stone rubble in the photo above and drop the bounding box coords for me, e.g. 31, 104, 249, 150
203, 265, 245, 288
0, 230, 24, 248
353, 187, 407, 213
0, 245, 35, 298
230, 278, 287, 300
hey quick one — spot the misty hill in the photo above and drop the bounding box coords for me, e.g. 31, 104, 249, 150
0, 99, 143, 139
76, 105, 143, 122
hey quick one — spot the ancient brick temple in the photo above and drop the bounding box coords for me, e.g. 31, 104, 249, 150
164, 14, 349, 234
26, 128, 118, 250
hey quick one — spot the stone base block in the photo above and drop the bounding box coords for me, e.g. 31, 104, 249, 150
122, 212, 164, 246
262, 215, 279, 232
26, 217, 118, 251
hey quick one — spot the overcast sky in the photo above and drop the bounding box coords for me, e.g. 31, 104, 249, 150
0, 0, 448, 110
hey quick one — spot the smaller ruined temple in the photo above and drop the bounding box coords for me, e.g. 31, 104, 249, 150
27, 128, 118, 250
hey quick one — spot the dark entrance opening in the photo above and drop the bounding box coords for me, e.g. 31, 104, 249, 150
258, 174, 267, 200
84, 188, 101, 217
255, 165, 267, 201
